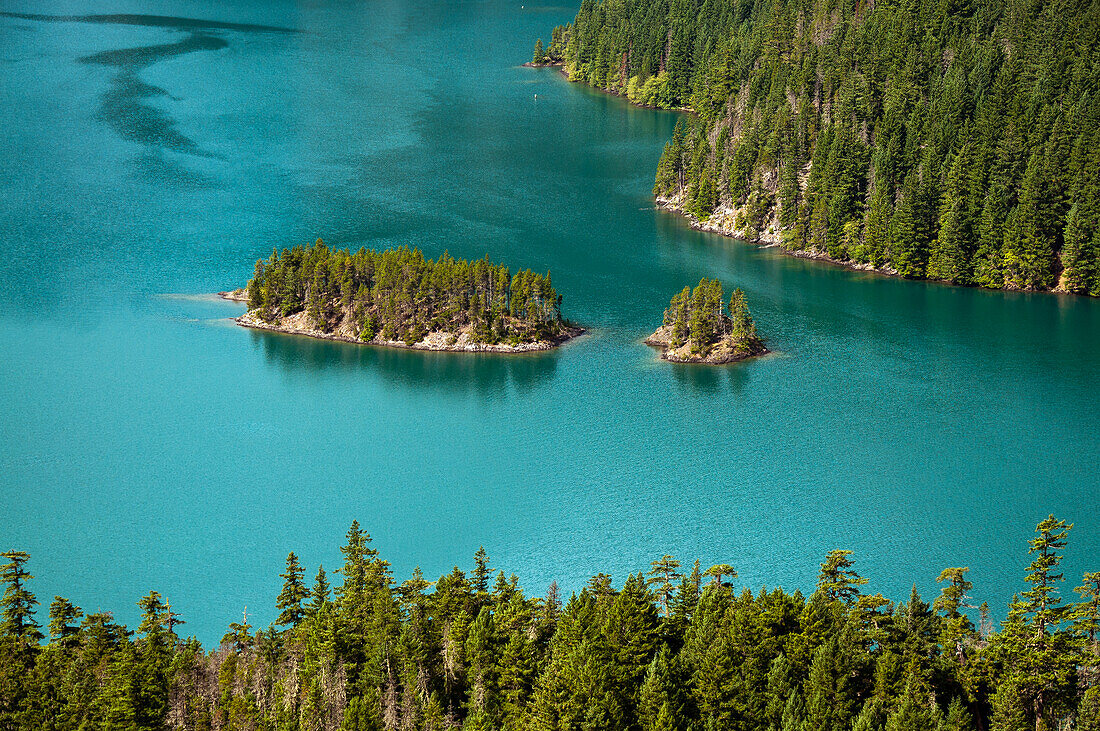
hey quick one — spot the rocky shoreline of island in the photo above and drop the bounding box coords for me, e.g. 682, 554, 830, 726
643, 279, 768, 365
644, 324, 767, 364
653, 196, 904, 278
216, 241, 587, 355
232, 308, 585, 354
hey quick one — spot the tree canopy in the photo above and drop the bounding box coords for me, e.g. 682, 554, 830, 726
246, 240, 569, 346
542, 0, 1100, 295
0, 516, 1096, 730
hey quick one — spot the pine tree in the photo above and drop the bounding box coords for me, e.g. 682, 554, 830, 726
0, 551, 41, 644
605, 573, 659, 705
310, 564, 331, 615
890, 175, 926, 279
703, 564, 737, 587
1017, 516, 1076, 729
638, 648, 687, 731
276, 552, 309, 628
930, 143, 974, 283
934, 567, 975, 666
764, 654, 795, 729
942, 696, 975, 731
647, 556, 682, 616
1075, 572, 1100, 681
803, 638, 856, 731
472, 547, 493, 600
1003, 153, 1055, 290
47, 596, 82, 649
818, 550, 868, 605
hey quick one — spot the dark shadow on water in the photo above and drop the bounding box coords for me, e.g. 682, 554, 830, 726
130, 151, 216, 189
249, 329, 562, 397
0, 12, 298, 34
669, 360, 751, 395
80, 32, 229, 68
79, 34, 228, 156
4, 11, 296, 168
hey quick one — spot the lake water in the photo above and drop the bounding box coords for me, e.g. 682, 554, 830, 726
1, 0, 1097, 644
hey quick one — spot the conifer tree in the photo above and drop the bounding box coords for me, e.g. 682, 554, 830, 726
47, 596, 82, 649
472, 547, 493, 601
703, 564, 737, 587
647, 556, 682, 616
1075, 572, 1100, 675
310, 563, 331, 615
276, 552, 309, 628
1016, 516, 1076, 729
934, 567, 975, 666
818, 550, 868, 606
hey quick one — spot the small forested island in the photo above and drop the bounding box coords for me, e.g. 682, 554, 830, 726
536, 0, 1100, 296
1, 516, 1098, 730
646, 278, 766, 364
229, 241, 583, 352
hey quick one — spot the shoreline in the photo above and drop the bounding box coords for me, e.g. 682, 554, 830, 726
524, 60, 694, 112
643, 324, 768, 365
527, 62, 1085, 298
654, 198, 903, 279
653, 198, 1086, 294
220, 293, 585, 354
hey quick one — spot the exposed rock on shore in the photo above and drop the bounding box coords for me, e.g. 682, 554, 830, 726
645, 323, 767, 364
655, 195, 901, 277
234, 310, 584, 354
218, 289, 248, 302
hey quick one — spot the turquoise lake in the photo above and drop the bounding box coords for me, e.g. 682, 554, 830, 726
1, 0, 1098, 644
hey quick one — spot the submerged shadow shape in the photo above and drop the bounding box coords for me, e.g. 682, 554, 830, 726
79, 34, 228, 154
249, 329, 562, 397
5, 11, 296, 159
669, 359, 751, 396
0, 12, 298, 35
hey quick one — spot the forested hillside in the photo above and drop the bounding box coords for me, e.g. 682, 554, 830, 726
244, 242, 570, 347
538, 0, 1100, 295
2, 516, 1098, 730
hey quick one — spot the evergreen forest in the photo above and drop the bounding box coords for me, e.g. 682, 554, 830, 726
658, 278, 765, 357
537, 0, 1100, 295
2, 516, 1098, 731
245, 242, 568, 346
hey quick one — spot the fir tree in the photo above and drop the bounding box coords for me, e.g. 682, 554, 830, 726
276, 552, 309, 628
818, 549, 868, 606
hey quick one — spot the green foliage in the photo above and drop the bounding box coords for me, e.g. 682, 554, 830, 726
817, 549, 868, 606
544, 0, 1100, 295
246, 240, 569, 345
276, 552, 309, 629
659, 278, 764, 358
0, 516, 1097, 729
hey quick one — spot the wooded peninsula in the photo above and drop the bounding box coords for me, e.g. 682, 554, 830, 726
230, 242, 583, 353
1, 516, 1097, 730
646, 278, 767, 363
533, 0, 1100, 296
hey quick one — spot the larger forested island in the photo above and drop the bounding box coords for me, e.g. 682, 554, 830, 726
535, 0, 1100, 296
232, 241, 583, 352
1, 516, 1098, 730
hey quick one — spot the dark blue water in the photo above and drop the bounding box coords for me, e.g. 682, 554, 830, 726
1, 0, 1097, 644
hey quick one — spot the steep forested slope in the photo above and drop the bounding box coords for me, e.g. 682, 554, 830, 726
538, 0, 1100, 295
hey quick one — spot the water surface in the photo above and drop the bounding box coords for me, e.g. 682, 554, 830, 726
1, 0, 1097, 643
